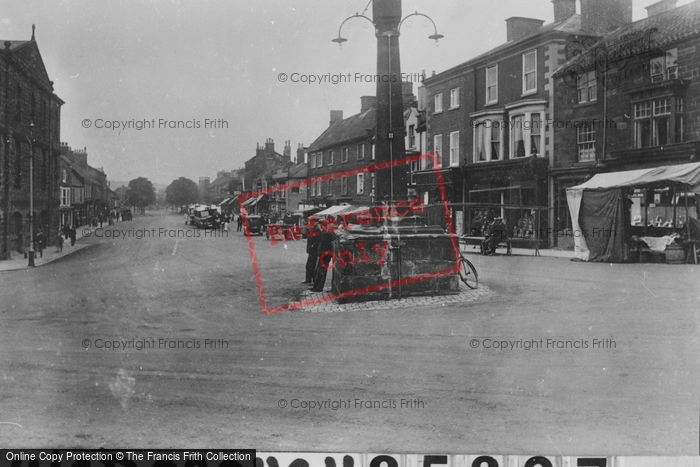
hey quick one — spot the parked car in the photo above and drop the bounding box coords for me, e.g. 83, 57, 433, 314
243, 214, 264, 235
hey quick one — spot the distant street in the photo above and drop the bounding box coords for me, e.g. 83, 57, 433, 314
0, 211, 698, 454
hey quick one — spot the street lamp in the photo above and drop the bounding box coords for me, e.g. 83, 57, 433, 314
333, 1, 443, 206
26, 121, 35, 267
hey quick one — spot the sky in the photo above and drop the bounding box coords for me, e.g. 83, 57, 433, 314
2, 0, 691, 185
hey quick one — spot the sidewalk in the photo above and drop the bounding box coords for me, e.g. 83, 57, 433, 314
460, 243, 576, 259
0, 229, 91, 273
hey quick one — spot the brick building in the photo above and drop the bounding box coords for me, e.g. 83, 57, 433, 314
551, 0, 700, 247
60, 144, 109, 226
419, 0, 612, 239
305, 85, 417, 208
0, 27, 64, 259
58, 154, 85, 229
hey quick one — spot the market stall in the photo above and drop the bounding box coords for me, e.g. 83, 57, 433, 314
566, 162, 700, 262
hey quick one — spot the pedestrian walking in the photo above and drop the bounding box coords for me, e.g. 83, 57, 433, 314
63, 224, 70, 240
237, 214, 243, 232
56, 233, 64, 253
69, 225, 77, 246
34, 229, 45, 258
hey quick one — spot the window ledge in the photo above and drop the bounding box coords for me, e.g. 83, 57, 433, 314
449, 106, 460, 111
521, 89, 537, 97
484, 101, 499, 107
574, 100, 598, 109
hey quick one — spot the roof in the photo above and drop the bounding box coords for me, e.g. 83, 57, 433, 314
307, 107, 375, 152
425, 14, 587, 82
555, 0, 700, 75
568, 162, 700, 193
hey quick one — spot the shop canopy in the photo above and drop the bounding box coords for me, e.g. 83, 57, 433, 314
566, 162, 700, 262
314, 204, 357, 217
241, 194, 266, 207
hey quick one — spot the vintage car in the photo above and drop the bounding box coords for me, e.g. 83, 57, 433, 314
243, 214, 264, 235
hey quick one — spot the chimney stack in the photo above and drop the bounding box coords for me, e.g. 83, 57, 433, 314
360, 96, 377, 113
505, 17, 545, 42
297, 143, 305, 164
646, 0, 677, 17
283, 140, 291, 158
330, 110, 344, 126
580, 0, 632, 34
552, 0, 577, 23
402, 81, 416, 109
265, 138, 275, 153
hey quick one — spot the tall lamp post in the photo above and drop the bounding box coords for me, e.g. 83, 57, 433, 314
333, 1, 443, 205
26, 121, 35, 267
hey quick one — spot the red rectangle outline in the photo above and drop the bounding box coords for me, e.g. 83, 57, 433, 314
238, 153, 461, 315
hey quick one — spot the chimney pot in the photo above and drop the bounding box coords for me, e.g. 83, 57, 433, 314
552, 0, 577, 23
360, 96, 377, 113
645, 0, 677, 17
505, 17, 545, 42
330, 110, 344, 126
581, 0, 632, 34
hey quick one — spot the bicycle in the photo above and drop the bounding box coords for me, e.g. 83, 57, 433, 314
457, 243, 479, 289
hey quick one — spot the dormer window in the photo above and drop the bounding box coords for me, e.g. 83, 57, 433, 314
650, 48, 678, 82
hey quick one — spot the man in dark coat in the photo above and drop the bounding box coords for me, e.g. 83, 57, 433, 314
69, 226, 77, 246
311, 218, 335, 292
303, 217, 320, 285
483, 217, 508, 255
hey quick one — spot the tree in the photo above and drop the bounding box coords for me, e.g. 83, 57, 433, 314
165, 177, 200, 208
125, 177, 156, 213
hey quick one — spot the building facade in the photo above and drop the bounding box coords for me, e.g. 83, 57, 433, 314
305, 86, 417, 209
551, 0, 700, 246
419, 0, 616, 240
0, 28, 64, 259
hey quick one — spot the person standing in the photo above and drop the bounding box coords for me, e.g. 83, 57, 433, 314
311, 218, 335, 292
69, 225, 77, 246
63, 224, 70, 240
56, 232, 64, 253
237, 214, 243, 232
34, 229, 45, 258
303, 218, 321, 285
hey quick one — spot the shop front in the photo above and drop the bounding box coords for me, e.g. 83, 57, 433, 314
463, 158, 549, 244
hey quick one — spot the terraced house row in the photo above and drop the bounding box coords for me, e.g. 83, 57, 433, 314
301, 0, 700, 249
